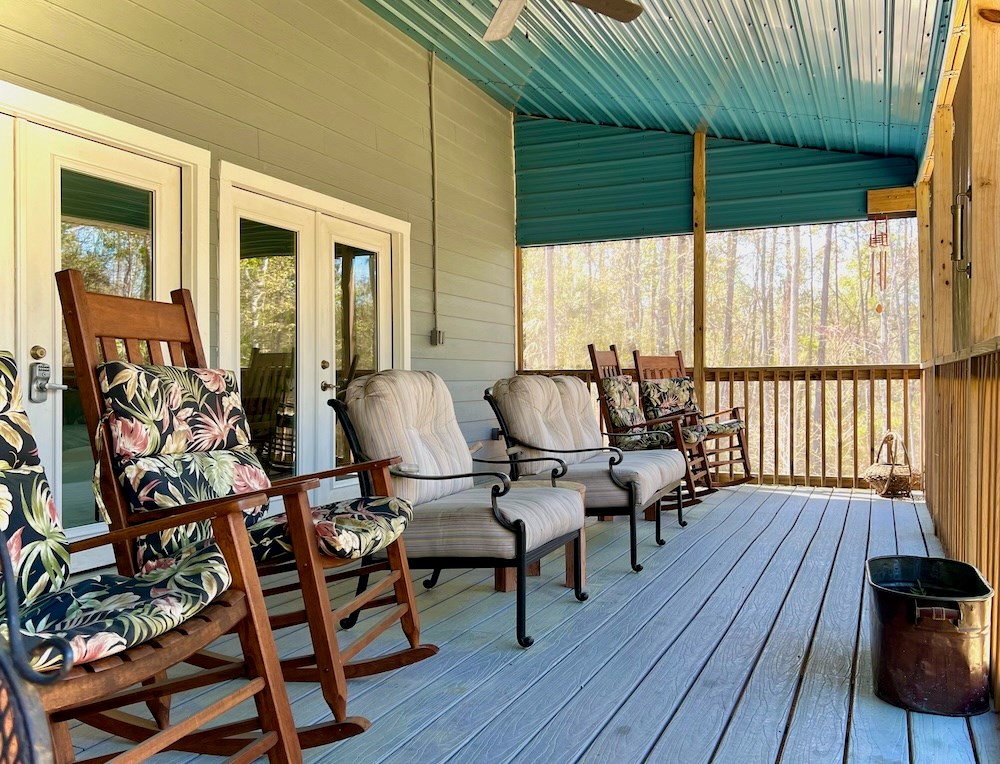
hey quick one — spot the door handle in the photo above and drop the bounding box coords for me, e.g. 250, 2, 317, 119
320, 381, 335, 392
28, 362, 69, 403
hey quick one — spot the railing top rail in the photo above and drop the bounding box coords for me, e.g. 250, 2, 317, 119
517, 364, 921, 381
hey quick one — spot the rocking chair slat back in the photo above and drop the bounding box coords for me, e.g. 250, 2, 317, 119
633, 350, 687, 382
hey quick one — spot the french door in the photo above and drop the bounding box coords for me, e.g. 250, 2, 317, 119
226, 189, 393, 504
15, 120, 182, 548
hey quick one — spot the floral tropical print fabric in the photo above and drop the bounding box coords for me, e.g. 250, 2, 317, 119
600, 375, 675, 451
250, 495, 413, 562
0, 353, 40, 470
13, 539, 230, 671
639, 377, 697, 419
98, 362, 269, 565
0, 467, 71, 614
99, 361, 412, 567
0, 353, 229, 671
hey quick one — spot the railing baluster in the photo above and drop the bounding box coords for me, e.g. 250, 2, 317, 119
820, 370, 827, 485
836, 371, 843, 488
805, 371, 812, 486
758, 369, 765, 484
773, 369, 780, 485
852, 370, 859, 489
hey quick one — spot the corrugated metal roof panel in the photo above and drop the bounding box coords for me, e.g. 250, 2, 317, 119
516, 117, 693, 245
360, 0, 953, 158
516, 117, 917, 245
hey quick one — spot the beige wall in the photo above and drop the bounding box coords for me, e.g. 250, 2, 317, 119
0, 0, 516, 439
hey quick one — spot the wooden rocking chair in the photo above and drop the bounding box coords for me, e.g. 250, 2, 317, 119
0, 352, 300, 763
56, 268, 437, 751
588, 344, 714, 507
633, 349, 754, 487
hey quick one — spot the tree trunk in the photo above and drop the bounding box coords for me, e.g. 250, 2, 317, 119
789, 226, 801, 365
817, 224, 834, 365
545, 245, 556, 367
723, 231, 738, 365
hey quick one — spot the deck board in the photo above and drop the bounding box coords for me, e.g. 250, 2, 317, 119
711, 491, 849, 764
66, 486, 997, 763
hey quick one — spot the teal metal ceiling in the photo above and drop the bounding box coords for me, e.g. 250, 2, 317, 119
359, 0, 953, 158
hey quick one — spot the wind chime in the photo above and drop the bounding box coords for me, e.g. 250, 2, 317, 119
870, 215, 890, 314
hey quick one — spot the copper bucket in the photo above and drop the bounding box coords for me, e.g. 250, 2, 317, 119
866, 555, 993, 716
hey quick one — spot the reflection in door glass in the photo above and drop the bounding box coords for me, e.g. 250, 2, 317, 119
60, 169, 153, 529
334, 243, 378, 467
239, 219, 297, 477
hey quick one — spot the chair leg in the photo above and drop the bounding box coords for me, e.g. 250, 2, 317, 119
515, 522, 533, 648
423, 568, 443, 589
655, 499, 665, 545
676, 485, 687, 527
573, 532, 589, 601
211, 511, 302, 764
49, 720, 75, 764
385, 537, 422, 649
628, 509, 643, 572
144, 672, 171, 728
279, 492, 366, 736
340, 555, 372, 630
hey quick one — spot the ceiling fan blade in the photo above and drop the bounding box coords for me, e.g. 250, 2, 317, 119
484, 0, 528, 41
567, 0, 644, 23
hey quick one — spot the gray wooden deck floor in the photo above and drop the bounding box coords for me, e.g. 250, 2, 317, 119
70, 486, 1000, 763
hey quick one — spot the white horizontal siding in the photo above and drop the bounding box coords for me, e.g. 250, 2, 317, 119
0, 0, 516, 438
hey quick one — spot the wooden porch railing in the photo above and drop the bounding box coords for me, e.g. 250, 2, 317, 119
924, 348, 1000, 700
520, 364, 923, 489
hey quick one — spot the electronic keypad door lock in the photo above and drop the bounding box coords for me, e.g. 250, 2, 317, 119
28, 362, 69, 404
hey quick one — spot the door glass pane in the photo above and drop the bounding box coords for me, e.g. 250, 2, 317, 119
239, 219, 297, 477
334, 243, 378, 467
60, 169, 153, 529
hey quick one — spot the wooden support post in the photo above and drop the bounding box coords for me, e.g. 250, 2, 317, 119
971, 1, 1000, 344
693, 131, 707, 405
931, 105, 955, 358
917, 181, 934, 362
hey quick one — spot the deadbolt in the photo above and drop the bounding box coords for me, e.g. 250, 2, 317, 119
321, 360, 330, 370
29, 345, 46, 360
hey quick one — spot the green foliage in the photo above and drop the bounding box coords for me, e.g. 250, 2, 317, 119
521, 219, 919, 369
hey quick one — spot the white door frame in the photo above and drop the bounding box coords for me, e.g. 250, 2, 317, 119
0, 115, 12, 345
0, 80, 211, 324
218, 161, 411, 375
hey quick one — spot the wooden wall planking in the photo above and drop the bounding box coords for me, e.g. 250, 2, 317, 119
0, 0, 516, 439
970, 1, 1000, 344
930, 104, 954, 358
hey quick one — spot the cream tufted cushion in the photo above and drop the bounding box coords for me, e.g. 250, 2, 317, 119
345, 370, 473, 505
491, 374, 688, 508
490, 375, 603, 476
401, 486, 585, 559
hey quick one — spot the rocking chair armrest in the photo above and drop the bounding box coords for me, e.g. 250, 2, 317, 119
68, 492, 268, 553
701, 406, 742, 421
269, 456, 403, 492
641, 411, 689, 428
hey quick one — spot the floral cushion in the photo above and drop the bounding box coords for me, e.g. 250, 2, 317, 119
601, 375, 646, 430
99, 362, 269, 566
613, 429, 675, 452
704, 420, 744, 439
99, 361, 412, 567
639, 377, 697, 420
0, 353, 40, 471
9, 540, 230, 671
98, 363, 253, 458
0, 467, 70, 613
249, 495, 414, 562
